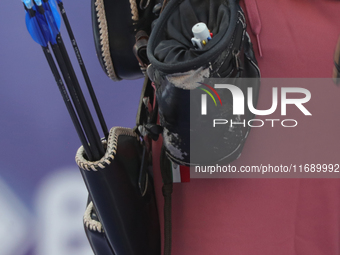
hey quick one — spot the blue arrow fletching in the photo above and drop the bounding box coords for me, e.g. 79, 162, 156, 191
35, 10, 56, 44
40, 0, 61, 45
48, 0, 61, 30
23, 0, 61, 46
24, 10, 48, 47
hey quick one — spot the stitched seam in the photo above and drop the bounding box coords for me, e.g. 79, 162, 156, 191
75, 127, 138, 171
129, 0, 139, 21
95, 0, 120, 81
83, 201, 104, 233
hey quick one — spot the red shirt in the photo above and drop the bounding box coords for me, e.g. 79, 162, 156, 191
153, 1, 340, 254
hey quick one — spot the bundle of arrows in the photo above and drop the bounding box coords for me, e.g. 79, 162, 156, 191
22, 0, 108, 161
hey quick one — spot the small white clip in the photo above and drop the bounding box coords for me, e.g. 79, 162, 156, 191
191, 22, 211, 49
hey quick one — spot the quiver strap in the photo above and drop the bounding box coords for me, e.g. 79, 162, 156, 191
333, 35, 340, 84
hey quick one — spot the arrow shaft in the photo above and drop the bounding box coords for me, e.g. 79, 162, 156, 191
51, 38, 104, 160
57, 1, 109, 139
23, 0, 106, 161
42, 46, 94, 160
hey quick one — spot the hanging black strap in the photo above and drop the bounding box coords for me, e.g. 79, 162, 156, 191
335, 60, 340, 74
160, 146, 173, 255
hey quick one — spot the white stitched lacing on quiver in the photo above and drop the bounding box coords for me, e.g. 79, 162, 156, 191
84, 201, 103, 233
95, 0, 139, 81
75, 127, 139, 171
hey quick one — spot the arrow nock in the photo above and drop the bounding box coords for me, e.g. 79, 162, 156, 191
22, 0, 34, 9
34, 0, 43, 6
